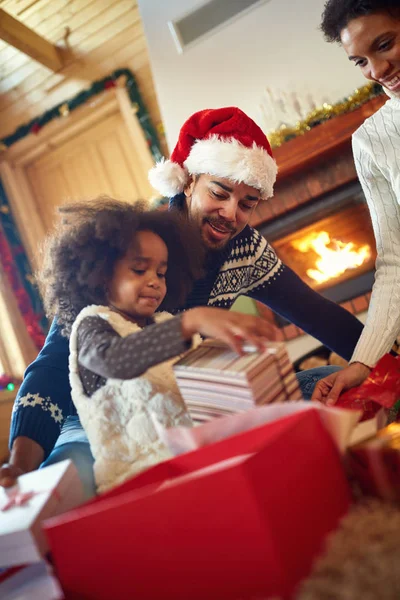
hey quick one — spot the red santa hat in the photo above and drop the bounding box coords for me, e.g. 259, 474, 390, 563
148, 107, 277, 200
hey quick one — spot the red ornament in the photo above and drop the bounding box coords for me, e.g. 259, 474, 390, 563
104, 79, 116, 90
30, 122, 41, 135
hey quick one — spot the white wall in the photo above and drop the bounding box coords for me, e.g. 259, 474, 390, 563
138, 0, 366, 151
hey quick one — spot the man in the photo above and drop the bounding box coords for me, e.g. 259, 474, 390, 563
1, 107, 363, 495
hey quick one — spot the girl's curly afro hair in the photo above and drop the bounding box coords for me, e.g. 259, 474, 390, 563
39, 198, 205, 336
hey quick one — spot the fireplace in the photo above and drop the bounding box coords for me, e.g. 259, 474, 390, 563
259, 181, 376, 315
248, 94, 387, 348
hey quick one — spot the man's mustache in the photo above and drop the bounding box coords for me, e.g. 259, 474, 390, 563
204, 216, 236, 233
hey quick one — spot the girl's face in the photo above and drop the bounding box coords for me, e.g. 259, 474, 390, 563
108, 230, 168, 322
341, 11, 400, 97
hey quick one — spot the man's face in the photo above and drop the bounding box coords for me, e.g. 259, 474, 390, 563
341, 11, 400, 98
184, 174, 261, 250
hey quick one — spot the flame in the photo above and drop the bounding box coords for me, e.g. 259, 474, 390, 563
292, 231, 371, 284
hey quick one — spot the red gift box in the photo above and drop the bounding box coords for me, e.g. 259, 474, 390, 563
337, 354, 400, 421
45, 410, 351, 600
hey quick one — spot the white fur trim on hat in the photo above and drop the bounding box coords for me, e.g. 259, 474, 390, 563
148, 158, 189, 198
185, 135, 277, 199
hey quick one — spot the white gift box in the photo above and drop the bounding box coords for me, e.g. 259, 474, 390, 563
0, 561, 63, 599
0, 460, 84, 568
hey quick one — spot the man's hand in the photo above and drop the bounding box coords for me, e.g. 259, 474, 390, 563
311, 362, 371, 406
181, 307, 278, 354
0, 463, 24, 488
0, 437, 44, 488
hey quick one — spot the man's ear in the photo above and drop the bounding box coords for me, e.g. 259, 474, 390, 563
183, 174, 198, 199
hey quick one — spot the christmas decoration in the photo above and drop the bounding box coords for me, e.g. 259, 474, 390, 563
59, 104, 69, 118
0, 68, 164, 351
0, 179, 47, 349
30, 123, 42, 135
267, 82, 384, 148
0, 374, 21, 392
0, 68, 163, 163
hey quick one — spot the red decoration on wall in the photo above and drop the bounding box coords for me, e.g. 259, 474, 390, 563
0, 228, 45, 349
30, 123, 42, 135
104, 79, 116, 90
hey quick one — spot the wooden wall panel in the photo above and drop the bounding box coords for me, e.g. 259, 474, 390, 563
0, 0, 168, 155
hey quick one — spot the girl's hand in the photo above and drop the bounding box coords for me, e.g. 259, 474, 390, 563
311, 362, 371, 406
181, 307, 278, 354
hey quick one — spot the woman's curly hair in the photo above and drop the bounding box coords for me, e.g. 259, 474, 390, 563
321, 0, 400, 43
39, 198, 205, 336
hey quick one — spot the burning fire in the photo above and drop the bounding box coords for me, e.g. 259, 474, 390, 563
292, 231, 371, 284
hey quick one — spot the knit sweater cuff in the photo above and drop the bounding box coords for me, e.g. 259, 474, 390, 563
9, 366, 71, 460
9, 404, 62, 460
350, 332, 396, 369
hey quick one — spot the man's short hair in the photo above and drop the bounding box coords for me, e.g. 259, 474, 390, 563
321, 0, 400, 43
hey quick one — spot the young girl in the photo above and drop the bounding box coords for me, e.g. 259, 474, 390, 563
40, 198, 272, 493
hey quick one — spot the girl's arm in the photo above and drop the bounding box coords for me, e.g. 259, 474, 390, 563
77, 314, 192, 379
78, 308, 276, 379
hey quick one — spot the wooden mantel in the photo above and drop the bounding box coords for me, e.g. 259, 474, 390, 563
272, 95, 387, 180
251, 94, 387, 228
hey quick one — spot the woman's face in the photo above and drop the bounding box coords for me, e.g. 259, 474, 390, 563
341, 11, 400, 97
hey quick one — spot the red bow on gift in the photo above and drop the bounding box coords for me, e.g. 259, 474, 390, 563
1, 489, 36, 512
336, 354, 400, 421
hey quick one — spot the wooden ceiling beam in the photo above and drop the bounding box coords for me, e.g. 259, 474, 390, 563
0, 8, 64, 71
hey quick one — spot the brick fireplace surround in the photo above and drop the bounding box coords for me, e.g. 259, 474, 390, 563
249, 94, 387, 359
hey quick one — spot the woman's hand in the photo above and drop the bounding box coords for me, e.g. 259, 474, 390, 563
181, 307, 278, 354
311, 362, 371, 406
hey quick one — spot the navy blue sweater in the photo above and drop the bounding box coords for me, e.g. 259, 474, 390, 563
10, 199, 363, 457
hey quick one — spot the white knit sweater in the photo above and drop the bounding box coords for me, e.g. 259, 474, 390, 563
351, 94, 400, 367
69, 306, 192, 493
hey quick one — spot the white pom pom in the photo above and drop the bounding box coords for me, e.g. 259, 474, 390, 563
148, 159, 189, 197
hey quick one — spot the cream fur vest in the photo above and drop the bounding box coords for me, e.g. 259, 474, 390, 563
69, 305, 192, 493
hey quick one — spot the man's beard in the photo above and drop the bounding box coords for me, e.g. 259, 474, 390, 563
201, 215, 236, 251
186, 194, 236, 250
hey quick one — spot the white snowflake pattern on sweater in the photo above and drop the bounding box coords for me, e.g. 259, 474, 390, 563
208, 227, 283, 307
13, 393, 64, 426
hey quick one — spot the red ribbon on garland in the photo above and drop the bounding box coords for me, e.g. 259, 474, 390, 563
0, 227, 45, 349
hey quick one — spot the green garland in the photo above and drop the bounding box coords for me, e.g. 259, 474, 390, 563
0, 68, 163, 162
268, 82, 385, 148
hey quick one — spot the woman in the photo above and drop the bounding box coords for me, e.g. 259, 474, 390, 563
313, 0, 400, 404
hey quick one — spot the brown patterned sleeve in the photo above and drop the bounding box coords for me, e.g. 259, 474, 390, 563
77, 314, 191, 380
